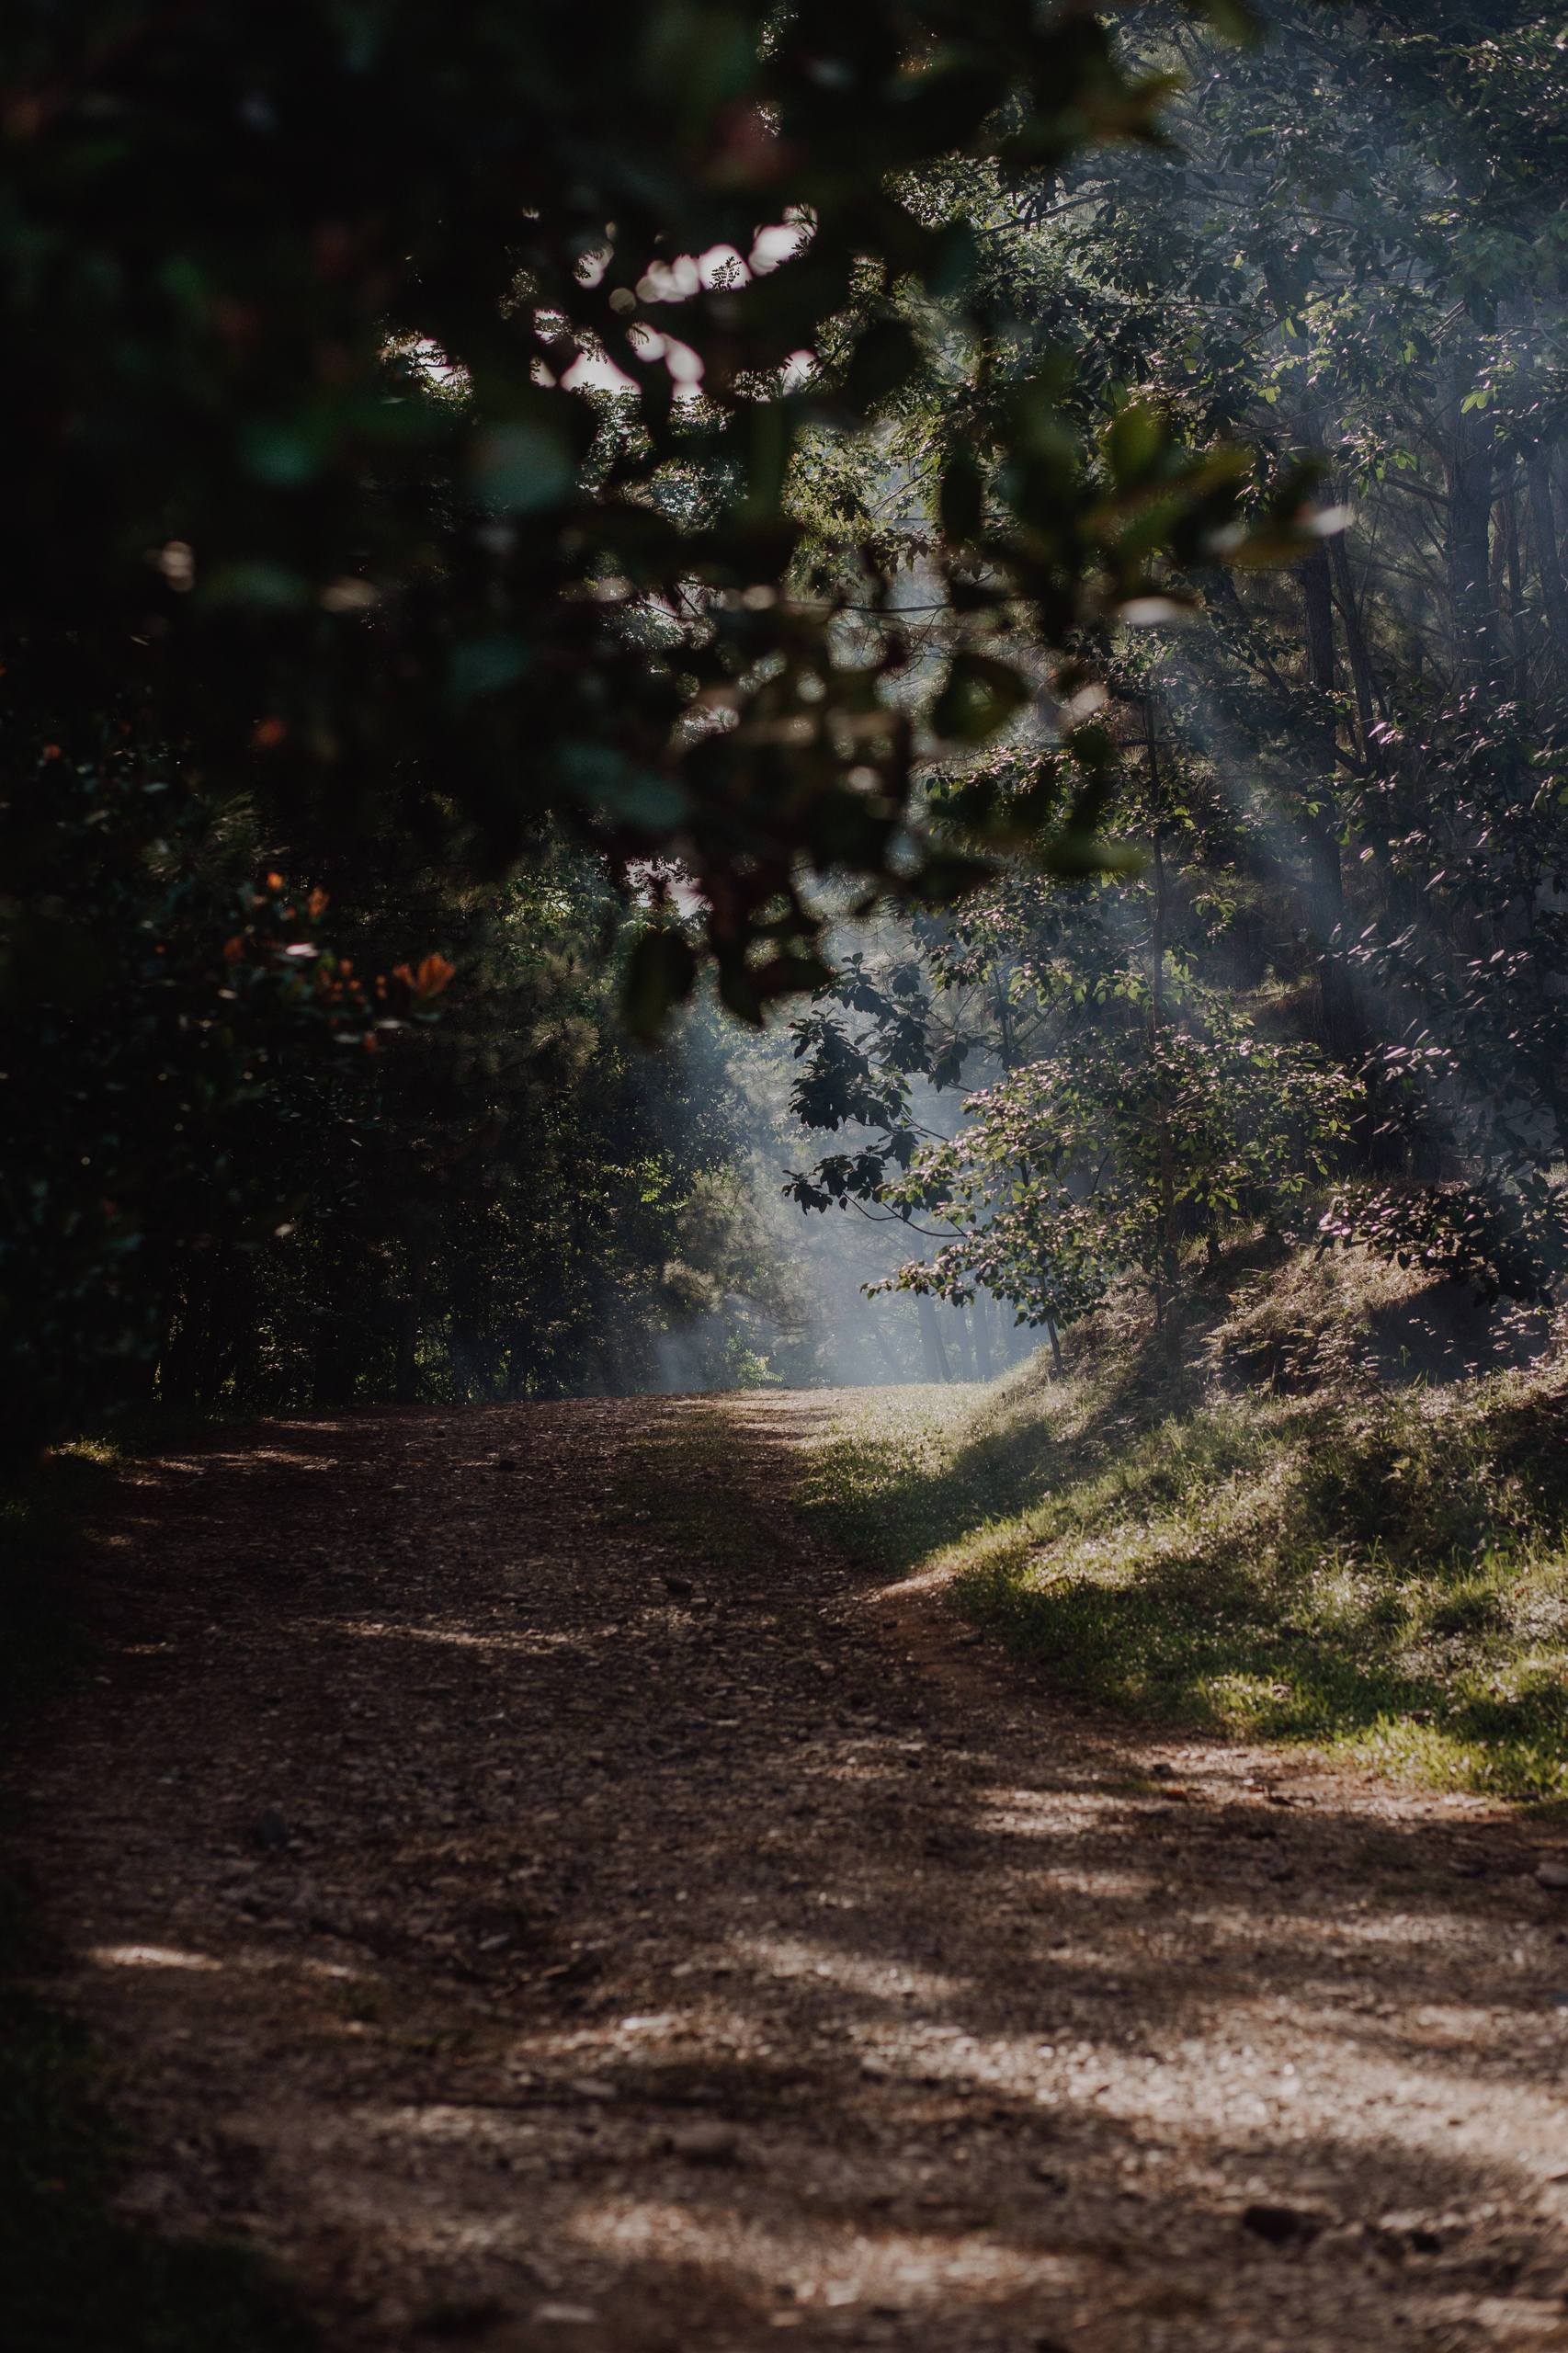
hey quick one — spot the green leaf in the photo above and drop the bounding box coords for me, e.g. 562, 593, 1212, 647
932, 653, 1029, 745
239, 418, 326, 487
1104, 403, 1166, 491
558, 745, 689, 828
447, 637, 529, 704
841, 319, 924, 415
1191, 1, 1260, 51
939, 447, 985, 543
471, 418, 578, 513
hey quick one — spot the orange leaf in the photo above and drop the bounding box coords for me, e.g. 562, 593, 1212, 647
415, 951, 456, 997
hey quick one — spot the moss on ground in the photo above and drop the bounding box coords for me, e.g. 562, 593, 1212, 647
789, 1272, 1568, 1809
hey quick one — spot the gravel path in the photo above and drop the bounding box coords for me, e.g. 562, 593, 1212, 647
11, 1393, 1568, 2351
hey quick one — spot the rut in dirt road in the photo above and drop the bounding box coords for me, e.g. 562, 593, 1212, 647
12, 1395, 1568, 2353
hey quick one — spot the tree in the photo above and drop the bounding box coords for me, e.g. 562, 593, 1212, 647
10, 0, 1353, 1445
787, 711, 1352, 1340
3, 0, 1313, 1021
0, 756, 401, 1453
786, 0, 1568, 1313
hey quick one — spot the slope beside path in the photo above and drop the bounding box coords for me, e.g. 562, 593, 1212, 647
9, 1393, 1568, 2351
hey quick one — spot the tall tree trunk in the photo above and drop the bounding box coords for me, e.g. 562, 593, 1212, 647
1301, 543, 1359, 1061
869, 1313, 903, 1382
158, 1290, 201, 1412
1329, 532, 1381, 743
198, 1248, 251, 1404
312, 1317, 355, 1409
916, 1294, 951, 1383
1448, 360, 1499, 693
1303, 541, 1337, 704
395, 1297, 420, 1404
1527, 447, 1568, 683
971, 1290, 994, 1381
1503, 477, 1528, 704
1142, 703, 1183, 1334
1150, 826, 1179, 1333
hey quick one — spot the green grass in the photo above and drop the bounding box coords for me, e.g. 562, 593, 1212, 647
788, 1332, 1568, 1809
1, 1441, 313, 2353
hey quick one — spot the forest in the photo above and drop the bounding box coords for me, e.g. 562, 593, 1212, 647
6, 6, 1568, 2351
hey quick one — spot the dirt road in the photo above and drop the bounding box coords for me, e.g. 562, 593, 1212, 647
11, 1393, 1568, 2350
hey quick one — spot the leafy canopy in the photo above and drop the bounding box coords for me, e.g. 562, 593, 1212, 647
4, 0, 1306, 1032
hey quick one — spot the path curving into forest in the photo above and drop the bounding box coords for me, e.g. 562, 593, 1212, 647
12, 1395, 1568, 2352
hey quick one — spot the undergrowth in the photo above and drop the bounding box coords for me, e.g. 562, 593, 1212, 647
790, 1256, 1568, 1809
0, 1441, 123, 1739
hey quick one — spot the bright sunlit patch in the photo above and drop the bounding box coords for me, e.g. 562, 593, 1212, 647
664, 337, 704, 390
971, 1784, 1121, 1832
91, 1943, 222, 1972
335, 1619, 551, 1654
750, 220, 808, 274
561, 348, 637, 395
733, 1932, 960, 2006
563, 2191, 1083, 2305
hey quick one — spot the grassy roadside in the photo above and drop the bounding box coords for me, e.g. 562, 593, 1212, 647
1, 1439, 312, 2353
787, 1263, 1568, 1809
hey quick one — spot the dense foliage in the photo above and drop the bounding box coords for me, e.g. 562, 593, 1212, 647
7, 1, 1567, 1442
4, 0, 1302, 1450
3, 0, 1287, 997
788, 0, 1568, 1332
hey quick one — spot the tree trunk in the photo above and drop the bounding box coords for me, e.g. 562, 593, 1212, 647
916, 1294, 951, 1382
198, 1249, 251, 1404
312, 1317, 355, 1409
1150, 818, 1180, 1334
1503, 477, 1528, 704
395, 1297, 420, 1404
1329, 532, 1381, 744
1301, 544, 1360, 1061
158, 1291, 201, 1412
869, 1313, 903, 1382
1527, 448, 1568, 683
971, 1290, 994, 1381
1303, 541, 1337, 704
1448, 364, 1498, 692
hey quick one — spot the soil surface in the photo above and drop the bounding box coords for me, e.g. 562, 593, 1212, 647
10, 1392, 1568, 2351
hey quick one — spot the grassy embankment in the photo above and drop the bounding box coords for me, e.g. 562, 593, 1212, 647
1, 1441, 311, 2353
790, 1249, 1568, 1807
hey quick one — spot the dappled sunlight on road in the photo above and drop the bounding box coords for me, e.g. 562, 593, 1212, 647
14, 1396, 1568, 2351
89, 1944, 223, 1973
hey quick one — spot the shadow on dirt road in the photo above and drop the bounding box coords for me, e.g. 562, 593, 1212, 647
7, 1394, 1568, 2351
